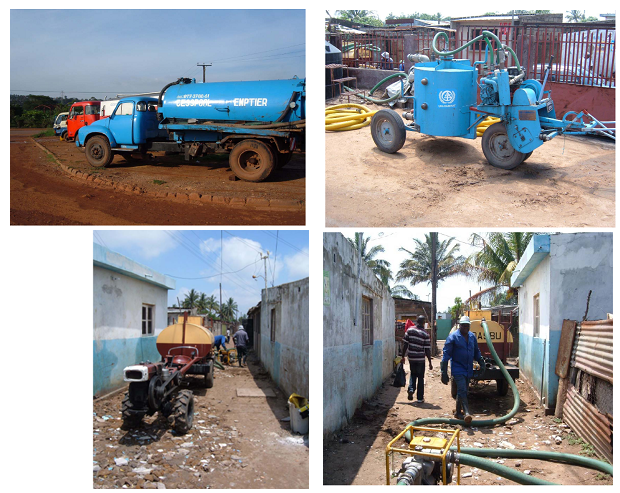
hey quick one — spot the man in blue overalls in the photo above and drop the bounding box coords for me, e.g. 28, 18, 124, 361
440, 315, 485, 425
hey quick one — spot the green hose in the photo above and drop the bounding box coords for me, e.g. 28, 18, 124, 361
343, 72, 407, 104
214, 360, 225, 370
458, 453, 554, 485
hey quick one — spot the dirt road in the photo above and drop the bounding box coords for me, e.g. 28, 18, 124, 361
94, 354, 308, 489
10, 129, 304, 225
323, 356, 611, 485
325, 103, 615, 227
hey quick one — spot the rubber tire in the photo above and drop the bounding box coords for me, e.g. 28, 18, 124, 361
121, 392, 143, 430
85, 135, 114, 168
496, 379, 509, 396
229, 140, 275, 182
205, 363, 214, 389
370, 109, 407, 154
276, 151, 293, 169
481, 122, 525, 170
60, 130, 68, 141
522, 151, 533, 162
173, 390, 194, 434
451, 378, 457, 399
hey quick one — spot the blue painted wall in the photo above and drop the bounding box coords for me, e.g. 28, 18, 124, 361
519, 333, 547, 399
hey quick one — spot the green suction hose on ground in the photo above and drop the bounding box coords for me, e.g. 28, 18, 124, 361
343, 72, 407, 104
214, 360, 225, 370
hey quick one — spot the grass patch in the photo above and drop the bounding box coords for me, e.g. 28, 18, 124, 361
153, 179, 167, 185
34, 129, 56, 138
595, 473, 610, 481
552, 417, 562, 424
567, 433, 596, 456
45, 153, 57, 164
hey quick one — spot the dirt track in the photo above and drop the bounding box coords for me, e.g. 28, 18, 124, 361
10, 129, 305, 225
323, 355, 611, 486
94, 354, 308, 489
325, 102, 615, 227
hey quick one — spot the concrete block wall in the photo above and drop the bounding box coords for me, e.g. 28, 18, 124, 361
259, 278, 309, 399
323, 233, 395, 435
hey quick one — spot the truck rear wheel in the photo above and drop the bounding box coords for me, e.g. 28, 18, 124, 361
121, 393, 143, 430
173, 390, 194, 434
86, 136, 114, 168
229, 140, 275, 182
496, 379, 509, 396
481, 122, 525, 170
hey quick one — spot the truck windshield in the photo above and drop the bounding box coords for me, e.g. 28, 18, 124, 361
85, 105, 100, 115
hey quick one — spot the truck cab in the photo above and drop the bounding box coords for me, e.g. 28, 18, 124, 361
53, 112, 69, 138
66, 101, 101, 141
76, 97, 166, 167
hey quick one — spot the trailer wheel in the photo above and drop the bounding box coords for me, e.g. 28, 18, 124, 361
276, 151, 293, 169
85, 136, 114, 168
121, 393, 143, 430
522, 151, 533, 163
173, 390, 194, 434
451, 378, 457, 399
370, 109, 406, 154
496, 379, 509, 396
481, 122, 525, 170
205, 363, 214, 389
229, 140, 275, 182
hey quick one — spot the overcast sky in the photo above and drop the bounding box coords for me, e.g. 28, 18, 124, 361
11, 9, 305, 100
93, 230, 309, 316
342, 231, 499, 312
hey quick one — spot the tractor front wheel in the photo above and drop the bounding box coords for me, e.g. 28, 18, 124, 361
370, 109, 406, 154
121, 393, 143, 430
481, 122, 525, 170
173, 390, 195, 434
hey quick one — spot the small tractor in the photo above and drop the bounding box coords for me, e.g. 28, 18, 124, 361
371, 30, 615, 169
121, 313, 215, 434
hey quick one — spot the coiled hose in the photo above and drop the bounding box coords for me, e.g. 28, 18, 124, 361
325, 104, 376, 132
477, 117, 501, 137
398, 320, 612, 485
343, 72, 408, 104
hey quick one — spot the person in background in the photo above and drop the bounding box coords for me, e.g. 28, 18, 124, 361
226, 327, 231, 343
399, 60, 405, 72
440, 315, 485, 424
233, 324, 249, 367
381, 51, 394, 70
213, 334, 227, 352
402, 316, 433, 403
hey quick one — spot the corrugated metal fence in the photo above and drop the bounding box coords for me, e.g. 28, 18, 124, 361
562, 319, 613, 463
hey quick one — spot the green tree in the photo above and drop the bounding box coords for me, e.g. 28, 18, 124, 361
182, 288, 200, 309
348, 233, 392, 287
466, 232, 534, 304
448, 297, 464, 321
395, 234, 466, 288
336, 10, 384, 27
566, 10, 585, 23
221, 297, 239, 322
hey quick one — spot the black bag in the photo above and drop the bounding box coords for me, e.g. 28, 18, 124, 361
393, 362, 406, 387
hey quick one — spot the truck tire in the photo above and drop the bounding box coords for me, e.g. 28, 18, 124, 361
276, 151, 293, 169
481, 122, 525, 170
205, 362, 214, 389
173, 390, 194, 434
451, 378, 457, 399
229, 140, 275, 182
496, 379, 509, 396
121, 393, 143, 430
86, 136, 114, 168
522, 151, 533, 162
60, 130, 68, 141
370, 109, 407, 154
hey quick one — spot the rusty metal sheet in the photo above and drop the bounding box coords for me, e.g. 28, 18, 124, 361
555, 319, 577, 378
570, 319, 613, 384
563, 386, 612, 463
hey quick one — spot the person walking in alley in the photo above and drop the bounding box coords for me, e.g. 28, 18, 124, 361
233, 324, 249, 367
440, 315, 485, 425
402, 316, 433, 403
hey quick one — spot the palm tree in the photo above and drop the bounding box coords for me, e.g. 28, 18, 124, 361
182, 289, 200, 309
396, 234, 467, 288
436, 12, 442, 22
466, 232, 534, 304
205, 295, 219, 318
566, 10, 585, 23
221, 297, 239, 322
348, 233, 392, 287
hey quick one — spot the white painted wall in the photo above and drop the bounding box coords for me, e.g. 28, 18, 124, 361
323, 233, 395, 435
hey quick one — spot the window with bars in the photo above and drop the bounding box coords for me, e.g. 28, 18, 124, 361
533, 294, 540, 338
362, 296, 373, 346
142, 304, 154, 336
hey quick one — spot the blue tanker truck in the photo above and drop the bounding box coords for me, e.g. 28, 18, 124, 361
75, 77, 305, 182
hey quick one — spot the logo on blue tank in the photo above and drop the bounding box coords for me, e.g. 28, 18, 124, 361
438, 90, 456, 106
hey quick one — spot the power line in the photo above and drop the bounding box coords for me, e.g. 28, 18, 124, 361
261, 230, 308, 256
209, 43, 306, 63
165, 258, 261, 279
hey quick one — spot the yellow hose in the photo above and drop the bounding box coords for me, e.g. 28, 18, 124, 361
325, 104, 377, 132
476, 117, 501, 137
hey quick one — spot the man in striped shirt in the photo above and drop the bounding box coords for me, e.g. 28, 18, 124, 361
402, 316, 433, 402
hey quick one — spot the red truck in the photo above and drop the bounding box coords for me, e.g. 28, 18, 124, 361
65, 100, 101, 141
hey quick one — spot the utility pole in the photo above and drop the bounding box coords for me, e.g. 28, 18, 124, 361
219, 282, 223, 334
197, 62, 212, 83
431, 232, 438, 356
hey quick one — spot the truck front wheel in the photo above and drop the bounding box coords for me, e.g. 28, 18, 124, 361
229, 140, 275, 182
86, 136, 114, 168
496, 379, 509, 396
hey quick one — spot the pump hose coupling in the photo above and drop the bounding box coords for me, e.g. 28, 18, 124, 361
403, 111, 414, 121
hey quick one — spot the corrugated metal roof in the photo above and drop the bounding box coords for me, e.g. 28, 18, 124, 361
570, 319, 613, 384
563, 386, 612, 463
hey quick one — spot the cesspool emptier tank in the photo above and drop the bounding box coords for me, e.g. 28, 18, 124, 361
414, 59, 477, 137
156, 317, 214, 359
160, 78, 305, 123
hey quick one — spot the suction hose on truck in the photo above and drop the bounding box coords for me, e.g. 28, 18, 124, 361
398, 320, 612, 485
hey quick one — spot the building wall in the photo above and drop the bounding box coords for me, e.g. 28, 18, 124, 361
93, 266, 169, 396
323, 233, 396, 435
259, 278, 309, 399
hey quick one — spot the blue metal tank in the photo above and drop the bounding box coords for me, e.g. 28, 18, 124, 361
160, 78, 305, 123
414, 59, 477, 138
